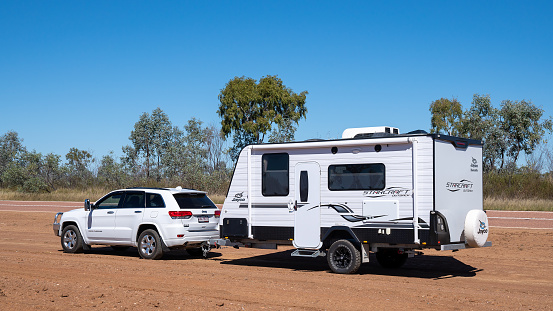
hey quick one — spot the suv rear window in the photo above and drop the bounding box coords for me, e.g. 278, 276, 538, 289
173, 193, 216, 209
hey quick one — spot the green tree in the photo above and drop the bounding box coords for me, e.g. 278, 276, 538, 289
499, 100, 553, 167
98, 151, 128, 188
458, 94, 507, 172
124, 107, 179, 180
2, 150, 50, 192
217, 75, 308, 160
429, 98, 463, 136
0, 131, 26, 185
65, 148, 94, 187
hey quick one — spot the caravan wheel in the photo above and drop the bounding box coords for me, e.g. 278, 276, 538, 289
327, 239, 361, 274
376, 248, 408, 269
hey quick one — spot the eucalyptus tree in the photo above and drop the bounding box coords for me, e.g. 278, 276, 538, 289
429, 97, 463, 136
0, 131, 26, 184
124, 107, 178, 180
218, 75, 308, 161
499, 99, 553, 167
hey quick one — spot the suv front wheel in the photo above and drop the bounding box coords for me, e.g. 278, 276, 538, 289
61, 225, 84, 253
138, 229, 164, 260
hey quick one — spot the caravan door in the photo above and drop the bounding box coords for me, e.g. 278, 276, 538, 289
293, 162, 322, 249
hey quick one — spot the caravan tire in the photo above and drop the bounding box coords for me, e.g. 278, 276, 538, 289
376, 248, 408, 269
327, 239, 361, 274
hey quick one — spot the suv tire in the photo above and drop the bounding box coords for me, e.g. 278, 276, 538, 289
138, 229, 164, 260
61, 225, 84, 253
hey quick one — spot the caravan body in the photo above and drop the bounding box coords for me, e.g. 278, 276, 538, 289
220, 128, 489, 273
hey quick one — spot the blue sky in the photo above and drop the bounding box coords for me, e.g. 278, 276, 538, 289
1, 1, 552, 160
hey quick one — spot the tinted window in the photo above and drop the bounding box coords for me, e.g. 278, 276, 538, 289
122, 191, 145, 208
95, 192, 124, 209
146, 193, 165, 208
328, 163, 385, 191
173, 193, 216, 209
262, 153, 289, 196
300, 170, 309, 202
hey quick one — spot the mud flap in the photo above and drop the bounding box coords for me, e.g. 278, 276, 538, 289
362, 244, 370, 263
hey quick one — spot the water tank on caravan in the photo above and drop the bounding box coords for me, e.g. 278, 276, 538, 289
342, 126, 400, 139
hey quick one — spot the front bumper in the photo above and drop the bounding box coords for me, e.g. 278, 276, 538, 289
53, 212, 63, 236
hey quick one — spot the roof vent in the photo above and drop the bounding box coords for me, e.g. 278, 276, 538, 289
342, 126, 400, 139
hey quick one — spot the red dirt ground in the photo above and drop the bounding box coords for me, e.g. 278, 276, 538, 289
0, 202, 552, 310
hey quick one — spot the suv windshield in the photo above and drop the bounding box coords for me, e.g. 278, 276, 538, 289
173, 193, 216, 209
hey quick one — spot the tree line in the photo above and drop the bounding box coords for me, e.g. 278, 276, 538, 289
2, 75, 552, 199
0, 112, 231, 194
430, 94, 553, 200
0, 75, 308, 194
430, 94, 553, 173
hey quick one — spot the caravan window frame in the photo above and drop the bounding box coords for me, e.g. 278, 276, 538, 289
262, 153, 290, 196
328, 163, 386, 191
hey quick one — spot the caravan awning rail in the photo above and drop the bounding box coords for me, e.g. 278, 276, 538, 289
249, 137, 413, 150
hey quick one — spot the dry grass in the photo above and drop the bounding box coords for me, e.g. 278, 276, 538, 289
485, 197, 553, 211
0, 187, 113, 202
0, 188, 228, 204
2, 188, 552, 211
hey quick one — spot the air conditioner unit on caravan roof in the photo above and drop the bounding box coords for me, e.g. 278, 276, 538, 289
341, 126, 400, 139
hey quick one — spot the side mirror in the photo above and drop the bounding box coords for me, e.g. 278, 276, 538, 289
84, 199, 91, 211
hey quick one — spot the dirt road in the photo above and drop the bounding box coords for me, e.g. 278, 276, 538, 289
1, 208, 553, 310
2, 200, 552, 229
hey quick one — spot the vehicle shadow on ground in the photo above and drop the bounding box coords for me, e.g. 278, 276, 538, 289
72, 247, 223, 260
220, 249, 481, 279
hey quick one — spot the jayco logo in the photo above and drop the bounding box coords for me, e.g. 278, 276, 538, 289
477, 220, 488, 234
471, 157, 479, 172
232, 192, 246, 202
446, 180, 474, 192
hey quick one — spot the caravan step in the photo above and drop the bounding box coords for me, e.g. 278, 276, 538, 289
291, 249, 326, 258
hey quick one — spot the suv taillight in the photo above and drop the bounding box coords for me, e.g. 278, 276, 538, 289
214, 210, 221, 218
169, 211, 192, 219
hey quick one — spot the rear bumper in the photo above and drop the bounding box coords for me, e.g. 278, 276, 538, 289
440, 241, 492, 251
164, 231, 220, 248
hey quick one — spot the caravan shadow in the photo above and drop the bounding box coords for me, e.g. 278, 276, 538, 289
71, 246, 223, 260
220, 249, 482, 279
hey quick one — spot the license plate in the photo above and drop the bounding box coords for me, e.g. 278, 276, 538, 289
197, 216, 209, 223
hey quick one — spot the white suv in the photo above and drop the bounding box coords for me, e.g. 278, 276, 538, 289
53, 187, 220, 259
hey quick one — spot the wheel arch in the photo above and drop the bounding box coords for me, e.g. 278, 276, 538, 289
136, 223, 161, 243
322, 226, 361, 250
61, 221, 78, 231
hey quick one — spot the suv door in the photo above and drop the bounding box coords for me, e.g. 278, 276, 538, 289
87, 191, 124, 242
113, 191, 145, 243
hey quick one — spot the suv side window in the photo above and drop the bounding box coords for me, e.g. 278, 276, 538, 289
146, 193, 165, 208
122, 191, 145, 208
95, 191, 125, 209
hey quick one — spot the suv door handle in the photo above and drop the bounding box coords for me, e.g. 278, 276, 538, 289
107, 211, 115, 214
134, 210, 142, 213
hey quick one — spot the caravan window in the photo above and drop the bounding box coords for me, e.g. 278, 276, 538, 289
328, 163, 385, 191
262, 153, 289, 196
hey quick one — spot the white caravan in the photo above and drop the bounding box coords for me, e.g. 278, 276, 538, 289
220, 127, 491, 274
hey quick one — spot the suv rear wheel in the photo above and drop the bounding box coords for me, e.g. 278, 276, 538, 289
138, 229, 163, 260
